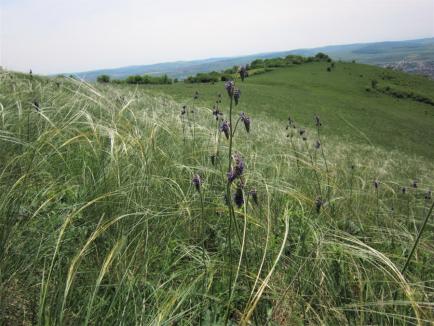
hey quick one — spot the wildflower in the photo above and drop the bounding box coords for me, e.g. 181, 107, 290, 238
181, 105, 186, 115
212, 106, 223, 120
299, 128, 305, 136
314, 140, 321, 149
224, 80, 234, 97
220, 121, 230, 139
234, 185, 244, 208
233, 154, 244, 177
373, 180, 380, 189
227, 170, 236, 183
227, 154, 244, 183
412, 180, 418, 189
425, 190, 432, 200
314, 115, 322, 127
315, 197, 323, 213
192, 174, 201, 192
240, 66, 247, 81
401, 187, 407, 194
233, 88, 241, 105
194, 91, 199, 100
240, 112, 250, 133
250, 188, 258, 205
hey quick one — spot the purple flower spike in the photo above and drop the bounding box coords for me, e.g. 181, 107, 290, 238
233, 155, 244, 177
234, 186, 244, 208
240, 113, 251, 133
192, 174, 201, 192
234, 88, 241, 105
225, 80, 235, 97
227, 170, 236, 183
220, 121, 230, 139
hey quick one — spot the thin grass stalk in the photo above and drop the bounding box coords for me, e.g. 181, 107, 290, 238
401, 200, 434, 276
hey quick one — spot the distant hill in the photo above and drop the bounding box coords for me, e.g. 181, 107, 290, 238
69, 37, 434, 80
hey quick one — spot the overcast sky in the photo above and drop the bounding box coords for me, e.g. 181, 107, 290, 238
1, 0, 433, 74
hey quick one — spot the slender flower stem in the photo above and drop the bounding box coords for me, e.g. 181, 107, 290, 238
225, 91, 236, 324
401, 200, 434, 275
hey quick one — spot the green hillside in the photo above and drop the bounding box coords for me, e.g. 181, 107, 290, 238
0, 67, 433, 325
144, 61, 434, 160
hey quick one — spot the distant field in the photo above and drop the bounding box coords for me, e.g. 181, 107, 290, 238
140, 62, 434, 160
72, 38, 434, 80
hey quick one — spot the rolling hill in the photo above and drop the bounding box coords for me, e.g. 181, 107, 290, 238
1, 61, 433, 324
69, 37, 434, 80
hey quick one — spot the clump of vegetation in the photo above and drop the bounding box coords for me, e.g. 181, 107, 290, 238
97, 73, 173, 85
96, 74, 110, 83
0, 67, 433, 325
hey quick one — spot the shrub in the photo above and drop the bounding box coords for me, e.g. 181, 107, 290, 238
97, 75, 111, 83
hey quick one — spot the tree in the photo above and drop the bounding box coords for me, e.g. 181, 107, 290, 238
97, 75, 111, 83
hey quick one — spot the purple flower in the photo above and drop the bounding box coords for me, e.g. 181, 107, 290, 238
240, 113, 250, 133
192, 174, 201, 192
227, 155, 244, 183
412, 180, 418, 189
234, 186, 244, 208
227, 170, 236, 183
233, 88, 241, 105
220, 121, 230, 139
194, 91, 199, 100
314, 140, 321, 149
225, 80, 235, 97
181, 105, 186, 115
234, 155, 244, 177
402, 187, 407, 194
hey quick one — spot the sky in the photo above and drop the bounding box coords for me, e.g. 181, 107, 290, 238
1, 0, 433, 75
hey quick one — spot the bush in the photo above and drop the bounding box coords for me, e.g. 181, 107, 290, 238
125, 74, 172, 85
97, 75, 111, 83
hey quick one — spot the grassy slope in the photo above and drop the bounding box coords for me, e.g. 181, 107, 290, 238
145, 62, 434, 160
0, 70, 433, 325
